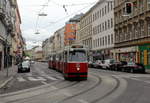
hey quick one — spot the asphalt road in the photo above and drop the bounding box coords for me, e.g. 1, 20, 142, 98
0, 62, 150, 103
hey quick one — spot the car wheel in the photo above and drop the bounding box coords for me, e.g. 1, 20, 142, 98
28, 68, 30, 72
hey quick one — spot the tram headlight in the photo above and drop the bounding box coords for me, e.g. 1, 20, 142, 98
77, 68, 80, 71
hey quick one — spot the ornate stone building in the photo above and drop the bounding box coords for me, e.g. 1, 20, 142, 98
114, 0, 150, 69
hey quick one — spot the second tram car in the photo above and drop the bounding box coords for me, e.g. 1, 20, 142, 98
48, 44, 88, 80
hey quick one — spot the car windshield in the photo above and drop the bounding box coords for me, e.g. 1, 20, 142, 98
69, 50, 87, 62
22, 61, 30, 67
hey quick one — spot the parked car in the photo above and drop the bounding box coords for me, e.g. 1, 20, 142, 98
122, 62, 145, 73
88, 61, 93, 68
18, 60, 31, 73
111, 61, 127, 71
93, 60, 103, 68
101, 59, 115, 70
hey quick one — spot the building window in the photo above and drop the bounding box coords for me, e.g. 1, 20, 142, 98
105, 5, 107, 14
141, 21, 145, 37
100, 24, 102, 32
108, 20, 110, 29
111, 18, 113, 28
102, 8, 104, 16
108, 2, 110, 13
103, 37, 104, 46
100, 9, 101, 17
105, 21, 107, 30
148, 21, 150, 36
102, 23, 104, 31
105, 36, 107, 46
100, 38, 102, 46
111, 1, 113, 10
93, 14, 95, 22
98, 25, 100, 33
97, 11, 100, 19
98, 38, 100, 47
108, 35, 110, 45
111, 34, 113, 44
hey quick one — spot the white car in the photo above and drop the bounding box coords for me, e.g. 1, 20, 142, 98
18, 60, 30, 73
101, 59, 115, 70
93, 60, 103, 68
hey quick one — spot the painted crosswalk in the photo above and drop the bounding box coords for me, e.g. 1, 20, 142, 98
16, 75, 64, 82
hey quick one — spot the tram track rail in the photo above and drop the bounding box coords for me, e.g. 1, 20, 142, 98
2, 80, 79, 103
91, 76, 120, 103
58, 74, 102, 103
57, 73, 120, 103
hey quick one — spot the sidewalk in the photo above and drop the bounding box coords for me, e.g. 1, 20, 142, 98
0, 65, 17, 89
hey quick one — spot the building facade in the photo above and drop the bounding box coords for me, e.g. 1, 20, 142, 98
64, 14, 83, 46
79, 8, 93, 50
79, 0, 114, 61
114, 0, 150, 69
0, 0, 22, 70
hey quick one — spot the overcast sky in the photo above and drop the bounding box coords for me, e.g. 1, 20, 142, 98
17, 0, 99, 49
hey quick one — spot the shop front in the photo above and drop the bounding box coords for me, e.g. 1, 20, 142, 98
115, 46, 138, 62
139, 43, 150, 69
92, 49, 113, 61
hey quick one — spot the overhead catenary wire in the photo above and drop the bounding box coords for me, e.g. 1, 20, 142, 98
41, 2, 97, 29
51, 0, 98, 7
35, 0, 51, 34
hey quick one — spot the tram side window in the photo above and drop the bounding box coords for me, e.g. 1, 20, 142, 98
65, 52, 68, 62
69, 51, 87, 62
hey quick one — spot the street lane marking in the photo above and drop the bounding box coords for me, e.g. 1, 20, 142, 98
28, 77, 39, 81
17, 77, 26, 82
37, 77, 46, 81
78, 99, 89, 103
41, 81, 48, 85
45, 76, 57, 80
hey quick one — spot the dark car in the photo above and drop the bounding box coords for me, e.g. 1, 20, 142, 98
18, 60, 30, 73
122, 62, 145, 73
111, 61, 127, 71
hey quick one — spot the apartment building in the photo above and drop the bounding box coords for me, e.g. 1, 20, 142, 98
64, 14, 83, 46
92, 0, 114, 60
0, 0, 23, 69
42, 38, 49, 60
79, 9, 93, 50
114, 0, 150, 69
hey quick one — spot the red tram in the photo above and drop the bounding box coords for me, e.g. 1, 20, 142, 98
48, 44, 88, 80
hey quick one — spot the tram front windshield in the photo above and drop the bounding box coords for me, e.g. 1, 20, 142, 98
69, 50, 87, 62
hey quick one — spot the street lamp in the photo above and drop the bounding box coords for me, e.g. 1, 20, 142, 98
35, 30, 40, 34
38, 12, 47, 16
